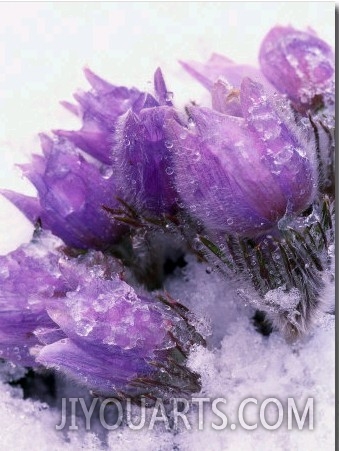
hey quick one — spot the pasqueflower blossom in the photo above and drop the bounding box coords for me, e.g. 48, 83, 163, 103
2, 136, 127, 250
112, 105, 178, 215
168, 77, 316, 237
58, 67, 177, 215
0, 234, 65, 366
2, 68, 178, 246
0, 24, 334, 402
182, 26, 334, 113
259, 26, 335, 109
54, 67, 152, 165
0, 233, 202, 399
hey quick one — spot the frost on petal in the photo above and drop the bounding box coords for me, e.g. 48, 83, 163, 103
11, 140, 127, 250
169, 96, 316, 237
0, 233, 64, 366
45, 277, 168, 354
259, 26, 335, 108
55, 69, 157, 164
240, 77, 316, 214
112, 106, 178, 215
36, 266, 203, 399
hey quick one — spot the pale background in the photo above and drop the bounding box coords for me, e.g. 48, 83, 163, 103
0, 1, 335, 254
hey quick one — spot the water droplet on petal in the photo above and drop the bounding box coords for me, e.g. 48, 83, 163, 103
274, 145, 294, 164
188, 117, 196, 129
165, 167, 174, 175
100, 166, 113, 179
165, 91, 174, 102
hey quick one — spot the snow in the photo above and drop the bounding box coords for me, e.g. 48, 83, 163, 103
0, 255, 334, 450
0, 2, 335, 450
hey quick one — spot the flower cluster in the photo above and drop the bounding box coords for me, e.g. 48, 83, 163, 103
0, 26, 335, 399
0, 232, 203, 399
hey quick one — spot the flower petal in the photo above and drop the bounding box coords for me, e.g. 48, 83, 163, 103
17, 141, 127, 249
259, 26, 335, 108
181, 53, 272, 92
112, 106, 178, 215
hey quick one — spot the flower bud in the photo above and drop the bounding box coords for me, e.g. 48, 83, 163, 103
259, 26, 334, 109
0, 233, 203, 400
168, 78, 316, 237
2, 136, 127, 250
0, 233, 65, 366
54, 68, 154, 164
112, 105, 178, 215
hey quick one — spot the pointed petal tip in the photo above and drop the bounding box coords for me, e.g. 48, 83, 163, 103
52, 128, 68, 137
60, 100, 79, 116
154, 67, 163, 78
178, 59, 213, 90
15, 162, 30, 174
38, 133, 53, 155
153, 67, 173, 106
83, 66, 114, 92
0, 189, 40, 223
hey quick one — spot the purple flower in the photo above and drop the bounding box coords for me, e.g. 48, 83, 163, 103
112, 105, 178, 215
181, 26, 334, 114
0, 233, 202, 399
107, 68, 178, 215
37, 277, 201, 399
180, 53, 272, 93
55, 67, 177, 215
54, 68, 156, 164
168, 78, 316, 237
2, 67, 180, 244
259, 26, 335, 109
0, 234, 65, 366
2, 136, 127, 250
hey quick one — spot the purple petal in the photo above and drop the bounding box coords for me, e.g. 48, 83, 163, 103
53, 124, 113, 165
112, 106, 178, 215
0, 311, 55, 367
180, 53, 234, 89
240, 77, 316, 213
39, 133, 54, 156
169, 96, 315, 236
37, 338, 152, 397
16, 140, 127, 249
0, 190, 42, 224
60, 100, 80, 117
57, 69, 156, 164
181, 53, 273, 92
169, 109, 279, 236
259, 26, 335, 107
0, 235, 65, 366
83, 67, 117, 93
211, 80, 242, 117
154, 67, 173, 106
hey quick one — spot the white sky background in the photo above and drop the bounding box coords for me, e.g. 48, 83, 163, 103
0, 1, 335, 254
